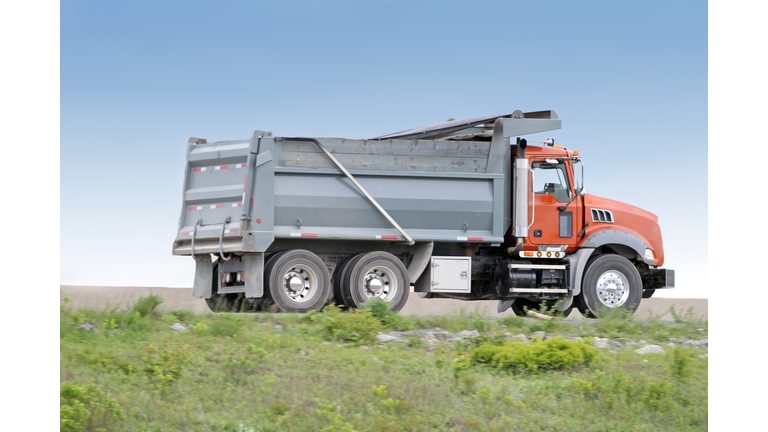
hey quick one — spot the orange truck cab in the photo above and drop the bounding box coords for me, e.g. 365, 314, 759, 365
495, 136, 674, 317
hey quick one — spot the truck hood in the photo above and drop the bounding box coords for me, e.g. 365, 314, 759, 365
582, 194, 665, 266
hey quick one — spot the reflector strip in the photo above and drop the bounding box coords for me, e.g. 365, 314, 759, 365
210, 204, 224, 209
188, 206, 203, 211
244, 174, 247, 192
457, 237, 483, 241
182, 232, 192, 236
192, 167, 207, 172
224, 229, 238, 234
236, 163, 247, 168
376, 235, 398, 239
290, 233, 318, 237
214, 165, 229, 170
232, 203, 242, 207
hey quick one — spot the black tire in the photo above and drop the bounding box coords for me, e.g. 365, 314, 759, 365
263, 249, 330, 313
510, 298, 573, 318
330, 255, 355, 309
576, 254, 642, 318
205, 260, 259, 313
341, 251, 409, 311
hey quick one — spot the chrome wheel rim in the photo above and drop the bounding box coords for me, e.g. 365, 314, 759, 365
282, 264, 317, 303
595, 270, 630, 307
362, 266, 398, 302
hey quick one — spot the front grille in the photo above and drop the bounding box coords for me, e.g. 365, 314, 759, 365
591, 208, 614, 223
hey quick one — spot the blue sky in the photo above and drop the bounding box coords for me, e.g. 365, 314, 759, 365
59, 0, 707, 297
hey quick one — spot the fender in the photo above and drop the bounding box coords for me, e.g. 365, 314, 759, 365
565, 248, 595, 298
581, 230, 653, 265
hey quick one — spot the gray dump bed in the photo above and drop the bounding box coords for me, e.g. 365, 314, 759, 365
172, 112, 561, 256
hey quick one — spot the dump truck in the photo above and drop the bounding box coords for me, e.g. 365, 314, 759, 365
172, 110, 674, 317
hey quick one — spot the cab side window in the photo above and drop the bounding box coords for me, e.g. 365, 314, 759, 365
532, 161, 570, 203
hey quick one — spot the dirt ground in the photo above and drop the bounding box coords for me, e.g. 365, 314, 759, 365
60, 285, 707, 321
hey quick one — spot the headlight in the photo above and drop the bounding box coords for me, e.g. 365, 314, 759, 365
644, 249, 655, 261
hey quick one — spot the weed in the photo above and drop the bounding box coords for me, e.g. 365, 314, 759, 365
670, 346, 694, 380
361, 298, 414, 331
470, 337, 598, 372
131, 295, 164, 318
316, 402, 358, 432
269, 399, 291, 417
381, 398, 413, 415
209, 315, 242, 338
60, 381, 125, 432
372, 385, 388, 398
317, 305, 384, 346
141, 342, 190, 392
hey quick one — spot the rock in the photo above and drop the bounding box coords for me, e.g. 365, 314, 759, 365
531, 331, 547, 340
376, 334, 400, 343
505, 333, 530, 343
609, 340, 623, 348
634, 345, 665, 355
359, 346, 369, 350
666, 343, 676, 348
699, 354, 708, 359
78, 323, 97, 332
455, 330, 480, 339
273, 325, 283, 331
594, 341, 611, 349
170, 323, 187, 332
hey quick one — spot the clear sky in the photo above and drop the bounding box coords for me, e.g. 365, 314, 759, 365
59, 0, 707, 298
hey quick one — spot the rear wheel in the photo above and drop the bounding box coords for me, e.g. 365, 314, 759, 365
263, 249, 330, 313
510, 298, 573, 318
341, 251, 409, 311
575, 254, 642, 318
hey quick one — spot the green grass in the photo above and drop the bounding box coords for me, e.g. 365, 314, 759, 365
60, 296, 707, 431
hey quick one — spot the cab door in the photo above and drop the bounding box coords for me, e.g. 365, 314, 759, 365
528, 159, 583, 249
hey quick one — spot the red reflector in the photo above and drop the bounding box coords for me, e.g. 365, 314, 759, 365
220, 165, 228, 169
244, 174, 247, 192
256, 218, 262, 223
193, 167, 203, 172
250, 198, 254, 209
380, 235, 397, 239
301, 233, 318, 237
467, 237, 483, 242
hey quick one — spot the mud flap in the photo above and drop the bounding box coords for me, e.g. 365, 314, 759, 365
243, 252, 264, 298
497, 299, 515, 313
555, 296, 573, 311
192, 256, 213, 299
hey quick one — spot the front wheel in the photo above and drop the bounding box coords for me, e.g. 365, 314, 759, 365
575, 254, 642, 318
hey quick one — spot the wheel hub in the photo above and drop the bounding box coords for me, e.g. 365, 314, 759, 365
363, 267, 396, 299
283, 266, 315, 301
596, 271, 629, 307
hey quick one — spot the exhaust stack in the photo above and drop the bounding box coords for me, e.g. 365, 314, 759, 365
513, 137, 529, 240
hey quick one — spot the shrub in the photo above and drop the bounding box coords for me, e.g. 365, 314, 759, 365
60, 381, 125, 432
470, 337, 597, 372
141, 342, 191, 391
131, 295, 164, 318
318, 305, 384, 346
361, 298, 414, 331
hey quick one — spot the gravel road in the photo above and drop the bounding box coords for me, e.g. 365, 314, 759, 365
60, 285, 707, 321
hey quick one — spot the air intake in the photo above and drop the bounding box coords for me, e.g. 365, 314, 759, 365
591, 209, 614, 223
